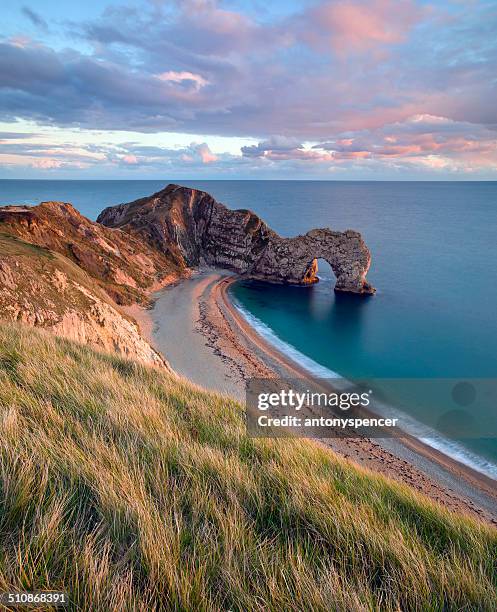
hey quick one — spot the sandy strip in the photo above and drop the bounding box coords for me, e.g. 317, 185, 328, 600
144, 268, 497, 524
144, 270, 243, 399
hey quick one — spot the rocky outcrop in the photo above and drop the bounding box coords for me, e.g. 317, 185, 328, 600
0, 201, 184, 305
249, 229, 374, 293
98, 184, 375, 294
0, 234, 168, 369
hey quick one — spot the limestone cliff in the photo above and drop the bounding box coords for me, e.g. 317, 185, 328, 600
0, 201, 184, 305
0, 233, 168, 369
98, 184, 375, 294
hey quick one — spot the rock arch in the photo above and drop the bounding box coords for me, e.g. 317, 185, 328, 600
248, 228, 375, 294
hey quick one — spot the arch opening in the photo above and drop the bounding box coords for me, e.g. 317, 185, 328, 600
302, 257, 336, 286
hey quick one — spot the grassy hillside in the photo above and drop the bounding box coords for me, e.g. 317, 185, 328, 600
0, 202, 183, 306
0, 233, 123, 317
0, 323, 496, 611
0, 233, 168, 368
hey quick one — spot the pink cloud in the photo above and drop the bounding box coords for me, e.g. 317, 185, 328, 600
333, 150, 372, 159
239, 115, 497, 173
194, 143, 218, 163
313, 114, 497, 171
264, 149, 333, 162
156, 71, 209, 91
241, 136, 334, 161
30, 159, 63, 169
122, 154, 138, 165
302, 0, 423, 54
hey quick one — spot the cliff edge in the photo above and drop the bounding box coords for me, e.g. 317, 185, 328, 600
0, 233, 168, 368
0, 202, 178, 368
0, 201, 183, 305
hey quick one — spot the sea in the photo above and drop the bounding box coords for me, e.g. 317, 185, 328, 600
1, 179, 497, 478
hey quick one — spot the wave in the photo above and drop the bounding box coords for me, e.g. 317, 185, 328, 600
231, 297, 497, 482
231, 298, 341, 379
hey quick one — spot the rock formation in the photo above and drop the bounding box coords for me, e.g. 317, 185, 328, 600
0, 183, 374, 369
0, 205, 175, 368
0, 201, 183, 305
98, 184, 375, 294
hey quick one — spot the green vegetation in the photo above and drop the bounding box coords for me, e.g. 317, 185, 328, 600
0, 323, 496, 611
0, 233, 55, 259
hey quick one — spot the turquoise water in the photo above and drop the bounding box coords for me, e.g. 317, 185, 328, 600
222, 181, 496, 376
1, 180, 497, 475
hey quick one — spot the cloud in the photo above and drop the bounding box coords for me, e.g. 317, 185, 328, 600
156, 71, 209, 91
241, 136, 303, 158
0, 0, 496, 177
193, 142, 217, 163
0, 131, 39, 141
31, 159, 63, 169
0, 139, 228, 174
121, 154, 138, 165
241, 136, 334, 163
21, 6, 48, 31
300, 0, 424, 54
1, 113, 496, 179
1, 0, 496, 141
313, 114, 497, 170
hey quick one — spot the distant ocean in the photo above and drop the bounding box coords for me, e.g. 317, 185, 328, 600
1, 179, 497, 477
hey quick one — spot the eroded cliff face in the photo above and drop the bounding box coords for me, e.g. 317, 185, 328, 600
0, 234, 168, 369
99, 184, 375, 294
0, 201, 184, 305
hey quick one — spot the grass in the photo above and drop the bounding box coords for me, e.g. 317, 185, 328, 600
0, 323, 496, 611
0, 233, 55, 259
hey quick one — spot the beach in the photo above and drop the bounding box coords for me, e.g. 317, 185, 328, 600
143, 269, 497, 525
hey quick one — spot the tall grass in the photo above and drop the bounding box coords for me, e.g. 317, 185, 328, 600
0, 323, 496, 611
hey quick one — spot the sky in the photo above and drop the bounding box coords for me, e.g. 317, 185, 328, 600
0, 0, 496, 180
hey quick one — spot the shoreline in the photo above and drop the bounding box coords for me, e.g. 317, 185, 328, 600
143, 269, 497, 524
